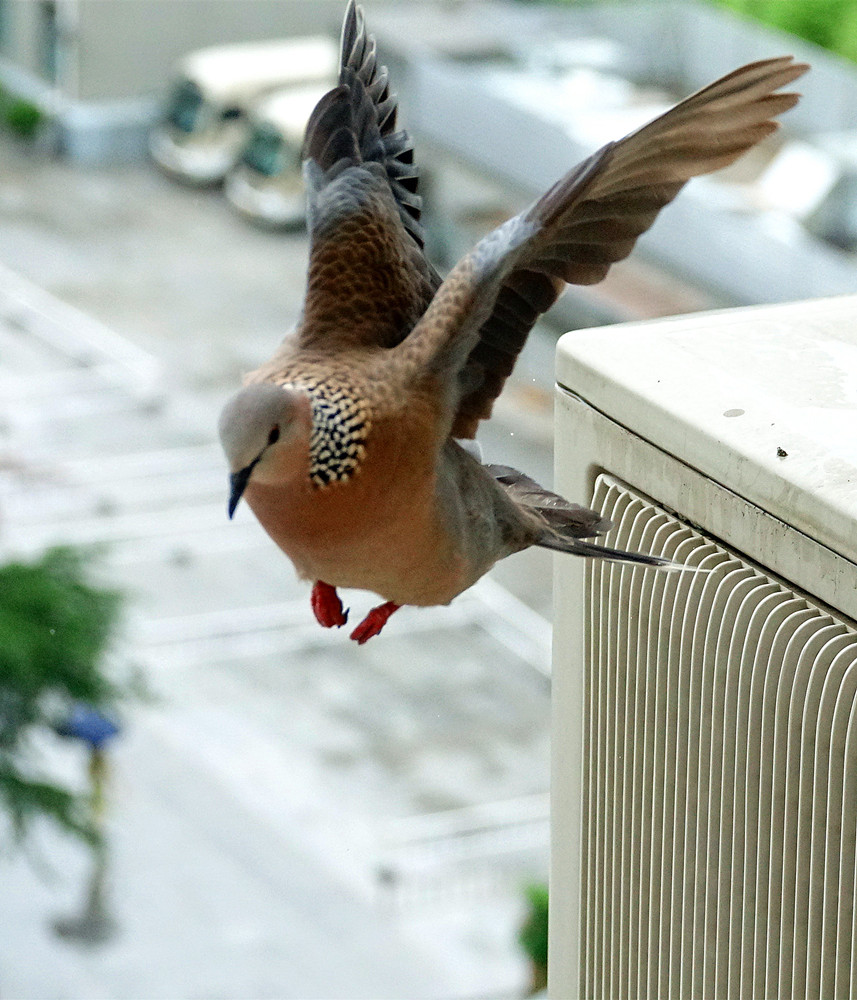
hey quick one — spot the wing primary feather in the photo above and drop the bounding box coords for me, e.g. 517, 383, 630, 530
296, 1, 442, 352
444, 55, 808, 437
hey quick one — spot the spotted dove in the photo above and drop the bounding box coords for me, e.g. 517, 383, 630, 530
218, 0, 807, 642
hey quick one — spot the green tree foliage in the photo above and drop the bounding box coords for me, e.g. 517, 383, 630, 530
514, 0, 857, 65
0, 547, 123, 848
0, 85, 43, 138
712, 0, 857, 64
4, 99, 43, 138
519, 881, 549, 966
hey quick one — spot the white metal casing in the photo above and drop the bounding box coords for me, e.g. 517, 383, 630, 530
551, 296, 857, 998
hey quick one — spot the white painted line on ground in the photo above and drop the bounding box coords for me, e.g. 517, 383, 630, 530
0, 262, 161, 390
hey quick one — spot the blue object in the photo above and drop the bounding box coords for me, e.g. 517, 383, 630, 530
54, 705, 121, 748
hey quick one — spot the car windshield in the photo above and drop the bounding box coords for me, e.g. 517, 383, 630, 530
241, 123, 297, 177
164, 79, 207, 134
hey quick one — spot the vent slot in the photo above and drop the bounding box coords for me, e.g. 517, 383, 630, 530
582, 473, 857, 1000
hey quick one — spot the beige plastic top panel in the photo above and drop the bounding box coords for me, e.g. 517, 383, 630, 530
555, 295, 857, 566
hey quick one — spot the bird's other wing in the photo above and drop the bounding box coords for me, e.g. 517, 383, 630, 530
297, 0, 439, 351
395, 56, 807, 436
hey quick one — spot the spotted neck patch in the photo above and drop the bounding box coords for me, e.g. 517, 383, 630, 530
298, 379, 370, 488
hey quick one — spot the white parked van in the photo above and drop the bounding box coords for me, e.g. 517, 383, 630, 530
150, 36, 337, 185
225, 83, 329, 227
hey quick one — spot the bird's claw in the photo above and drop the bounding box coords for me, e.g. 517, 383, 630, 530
311, 581, 348, 628
350, 601, 400, 644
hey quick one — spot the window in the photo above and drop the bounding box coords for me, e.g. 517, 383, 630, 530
39, 0, 58, 83
164, 79, 206, 134
241, 123, 294, 177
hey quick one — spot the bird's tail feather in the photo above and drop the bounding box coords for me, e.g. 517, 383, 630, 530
537, 532, 705, 573
490, 463, 704, 572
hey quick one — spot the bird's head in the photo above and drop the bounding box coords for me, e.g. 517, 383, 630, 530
218, 383, 312, 518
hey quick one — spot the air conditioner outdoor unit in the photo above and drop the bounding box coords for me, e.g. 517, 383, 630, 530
550, 296, 857, 1000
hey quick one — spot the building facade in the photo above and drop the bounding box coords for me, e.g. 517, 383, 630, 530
0, 0, 353, 161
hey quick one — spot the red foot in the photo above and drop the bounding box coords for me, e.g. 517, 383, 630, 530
311, 581, 348, 628
350, 601, 401, 644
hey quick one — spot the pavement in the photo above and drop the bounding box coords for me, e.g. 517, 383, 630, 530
0, 136, 561, 998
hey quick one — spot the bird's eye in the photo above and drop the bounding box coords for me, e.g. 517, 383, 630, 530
268, 425, 280, 446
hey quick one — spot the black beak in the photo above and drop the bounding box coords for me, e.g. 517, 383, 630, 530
228, 464, 254, 519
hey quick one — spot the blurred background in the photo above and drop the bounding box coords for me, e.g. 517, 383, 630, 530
0, 0, 855, 996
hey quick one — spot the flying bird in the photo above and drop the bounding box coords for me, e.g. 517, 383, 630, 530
219, 0, 807, 643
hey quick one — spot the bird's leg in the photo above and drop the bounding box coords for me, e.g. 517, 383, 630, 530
311, 581, 348, 628
350, 601, 401, 644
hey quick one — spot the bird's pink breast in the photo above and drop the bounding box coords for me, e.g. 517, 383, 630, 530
244, 473, 470, 606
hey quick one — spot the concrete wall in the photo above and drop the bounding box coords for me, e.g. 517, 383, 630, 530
0, 0, 385, 103
0, 1, 48, 82
0, 0, 402, 162
74, 0, 348, 102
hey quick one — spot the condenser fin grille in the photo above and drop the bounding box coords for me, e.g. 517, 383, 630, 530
582, 473, 857, 1000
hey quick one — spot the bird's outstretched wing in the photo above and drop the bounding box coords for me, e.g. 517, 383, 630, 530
393, 56, 807, 436
298, 0, 439, 351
